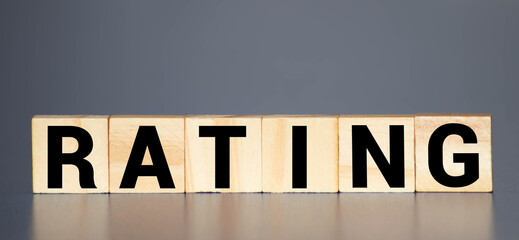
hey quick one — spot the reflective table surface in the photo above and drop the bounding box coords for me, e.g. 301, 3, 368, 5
2, 192, 518, 240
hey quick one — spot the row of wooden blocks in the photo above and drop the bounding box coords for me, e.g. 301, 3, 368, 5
32, 114, 492, 193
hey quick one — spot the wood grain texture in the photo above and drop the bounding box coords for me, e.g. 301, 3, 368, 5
339, 115, 415, 192
262, 115, 338, 192
185, 115, 261, 193
415, 114, 492, 192
32, 115, 109, 193
109, 116, 185, 193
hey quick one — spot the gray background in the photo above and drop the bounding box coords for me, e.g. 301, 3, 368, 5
0, 0, 518, 239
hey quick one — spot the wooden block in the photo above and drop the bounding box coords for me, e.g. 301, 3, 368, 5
185, 115, 261, 192
262, 115, 338, 192
339, 115, 415, 192
415, 114, 492, 192
32, 115, 109, 193
109, 116, 185, 193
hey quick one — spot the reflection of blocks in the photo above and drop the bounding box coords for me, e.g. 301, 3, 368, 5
416, 193, 493, 239
185, 115, 262, 193
33, 195, 109, 240
415, 114, 492, 192
338, 194, 415, 239
260, 194, 339, 239
109, 116, 185, 193
185, 194, 263, 239
109, 195, 186, 239
262, 115, 338, 192
32, 115, 109, 193
339, 115, 415, 192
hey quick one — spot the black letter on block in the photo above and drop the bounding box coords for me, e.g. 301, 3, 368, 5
292, 126, 307, 188
120, 126, 175, 188
48, 126, 96, 188
428, 123, 479, 187
352, 125, 405, 188
199, 126, 246, 188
